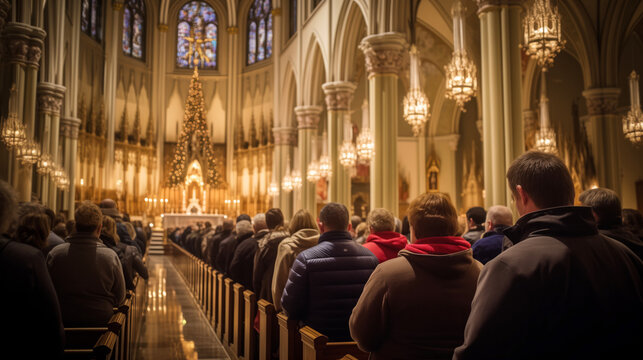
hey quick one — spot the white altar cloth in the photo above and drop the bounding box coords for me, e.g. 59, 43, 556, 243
162, 213, 227, 229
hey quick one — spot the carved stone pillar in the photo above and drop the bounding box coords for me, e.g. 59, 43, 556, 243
359, 32, 407, 216
432, 134, 460, 209
477, 0, 524, 208
60, 116, 81, 217
104, 1, 123, 189
37, 82, 66, 207
273, 126, 297, 218
582, 88, 621, 194
295, 105, 323, 216
323, 81, 356, 208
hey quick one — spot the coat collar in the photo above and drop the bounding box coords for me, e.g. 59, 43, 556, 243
503, 206, 597, 244
319, 230, 353, 243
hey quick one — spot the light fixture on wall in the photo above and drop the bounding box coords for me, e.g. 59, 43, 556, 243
339, 114, 357, 168
623, 70, 643, 145
307, 136, 321, 183
523, 0, 565, 67
356, 99, 374, 163
445, 1, 477, 109
534, 70, 557, 153
318, 132, 332, 179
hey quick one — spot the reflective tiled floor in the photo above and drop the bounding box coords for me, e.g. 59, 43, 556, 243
135, 256, 230, 360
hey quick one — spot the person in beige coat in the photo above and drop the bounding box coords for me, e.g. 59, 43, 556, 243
272, 209, 320, 312
349, 192, 482, 360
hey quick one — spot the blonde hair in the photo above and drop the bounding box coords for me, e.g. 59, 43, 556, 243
408, 192, 458, 238
355, 222, 369, 238
124, 222, 136, 240
101, 216, 120, 243
289, 209, 318, 234
366, 208, 396, 233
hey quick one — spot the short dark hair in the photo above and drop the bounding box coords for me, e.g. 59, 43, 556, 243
265, 208, 285, 230
75, 201, 103, 233
506, 151, 575, 209
466, 207, 486, 225
237, 214, 251, 223
319, 203, 350, 231
15, 212, 50, 250
350, 215, 362, 230
408, 192, 458, 238
579, 188, 622, 226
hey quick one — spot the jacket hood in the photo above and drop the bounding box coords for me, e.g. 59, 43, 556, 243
399, 243, 476, 277
503, 206, 597, 244
365, 231, 407, 251
289, 228, 320, 247
405, 236, 471, 255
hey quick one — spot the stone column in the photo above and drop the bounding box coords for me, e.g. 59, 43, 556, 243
322, 81, 356, 208
226, 24, 240, 189
273, 127, 297, 218
154, 23, 168, 193
294, 105, 322, 216
432, 134, 460, 209
477, 0, 524, 208
60, 116, 81, 217
582, 88, 621, 194
359, 32, 407, 216
37, 82, 65, 207
103, 0, 123, 189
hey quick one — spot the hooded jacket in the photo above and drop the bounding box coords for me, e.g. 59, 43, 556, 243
362, 231, 408, 263
253, 229, 290, 302
599, 225, 643, 261
350, 236, 481, 359
454, 206, 643, 360
272, 228, 319, 311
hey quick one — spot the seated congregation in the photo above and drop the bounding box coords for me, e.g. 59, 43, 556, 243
168, 151, 643, 359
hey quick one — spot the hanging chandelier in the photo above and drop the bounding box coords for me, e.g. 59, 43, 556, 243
356, 100, 374, 163
534, 70, 557, 154
1, 111, 27, 150
318, 132, 332, 179
51, 165, 69, 190
339, 115, 357, 168
16, 138, 41, 165
282, 159, 294, 193
36, 152, 53, 175
291, 169, 302, 190
306, 160, 320, 183
403, 45, 430, 136
268, 181, 279, 197
623, 70, 643, 145
523, 0, 565, 67
445, 1, 477, 109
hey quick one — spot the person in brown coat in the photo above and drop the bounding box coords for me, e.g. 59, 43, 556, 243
350, 192, 482, 360
253, 208, 289, 302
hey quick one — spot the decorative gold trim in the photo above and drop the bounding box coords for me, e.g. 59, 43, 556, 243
158, 23, 168, 32
112, 1, 124, 11
227, 26, 238, 34
271, 8, 282, 16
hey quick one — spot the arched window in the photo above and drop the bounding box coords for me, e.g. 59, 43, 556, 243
247, 0, 272, 65
81, 0, 103, 42
176, 1, 218, 69
123, 0, 146, 59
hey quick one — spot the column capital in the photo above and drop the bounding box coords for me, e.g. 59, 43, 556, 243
157, 23, 169, 32
273, 127, 298, 146
433, 133, 460, 152
322, 81, 356, 111
2, 22, 46, 68
582, 88, 621, 116
294, 105, 323, 129
227, 26, 238, 34
60, 116, 81, 139
476, 0, 524, 14
359, 32, 408, 78
112, 1, 124, 11
37, 82, 66, 116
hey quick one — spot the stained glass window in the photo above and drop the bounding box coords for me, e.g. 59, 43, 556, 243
81, 0, 102, 42
176, 1, 218, 69
123, 0, 145, 59
247, 0, 272, 65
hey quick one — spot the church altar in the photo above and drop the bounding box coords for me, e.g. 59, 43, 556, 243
162, 213, 227, 229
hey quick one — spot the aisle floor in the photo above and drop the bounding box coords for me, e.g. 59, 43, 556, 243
135, 256, 230, 360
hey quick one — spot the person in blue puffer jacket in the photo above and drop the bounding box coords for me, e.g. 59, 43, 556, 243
281, 202, 379, 341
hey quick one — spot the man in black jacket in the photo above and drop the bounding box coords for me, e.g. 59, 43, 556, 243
211, 220, 234, 272
454, 151, 643, 359
579, 187, 643, 260
229, 213, 268, 291
216, 220, 253, 276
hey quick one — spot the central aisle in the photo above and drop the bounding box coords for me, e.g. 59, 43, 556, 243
135, 256, 230, 360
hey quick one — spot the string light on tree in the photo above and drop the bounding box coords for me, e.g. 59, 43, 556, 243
623, 70, 643, 145
523, 0, 565, 67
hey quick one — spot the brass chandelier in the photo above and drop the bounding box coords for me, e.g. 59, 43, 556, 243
534, 70, 557, 154
623, 70, 643, 145
523, 0, 565, 67
356, 100, 374, 164
445, 1, 477, 109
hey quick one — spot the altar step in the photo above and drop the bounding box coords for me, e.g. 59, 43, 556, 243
148, 229, 165, 255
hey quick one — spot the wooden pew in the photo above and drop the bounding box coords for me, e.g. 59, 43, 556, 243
299, 327, 368, 360
257, 300, 276, 360
277, 312, 301, 360
92, 329, 119, 360
209, 267, 217, 327
241, 290, 257, 360
224, 278, 235, 348
216, 273, 226, 339
232, 283, 246, 357
63, 311, 127, 360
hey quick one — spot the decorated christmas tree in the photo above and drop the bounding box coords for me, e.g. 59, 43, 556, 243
168, 67, 222, 187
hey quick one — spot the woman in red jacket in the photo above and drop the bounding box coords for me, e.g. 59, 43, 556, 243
362, 208, 408, 262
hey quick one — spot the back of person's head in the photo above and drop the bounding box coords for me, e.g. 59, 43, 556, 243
466, 206, 486, 226
402, 216, 410, 235
350, 215, 362, 231
214, 224, 223, 233
205, 221, 212, 228
252, 213, 267, 232
53, 222, 68, 239
265, 208, 285, 230
579, 188, 622, 227
124, 222, 136, 240
43, 207, 56, 231
622, 208, 643, 234
222, 219, 234, 232
236, 220, 253, 236
507, 151, 575, 209
54, 213, 66, 227
486, 205, 514, 228
122, 213, 131, 223
367, 208, 396, 233
319, 203, 350, 231
99, 198, 121, 219
75, 201, 103, 233
356, 222, 368, 237
408, 192, 458, 239
394, 217, 402, 233
289, 209, 318, 234
101, 216, 120, 243
0, 180, 17, 234
15, 212, 50, 250
66, 219, 75, 235
237, 214, 251, 223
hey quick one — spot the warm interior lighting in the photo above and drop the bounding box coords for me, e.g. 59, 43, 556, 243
623, 70, 643, 145
445, 1, 477, 109
523, 0, 565, 67
403, 45, 430, 136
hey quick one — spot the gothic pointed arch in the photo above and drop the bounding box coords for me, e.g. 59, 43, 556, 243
176, 1, 219, 69
122, 0, 146, 59
246, 0, 273, 65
